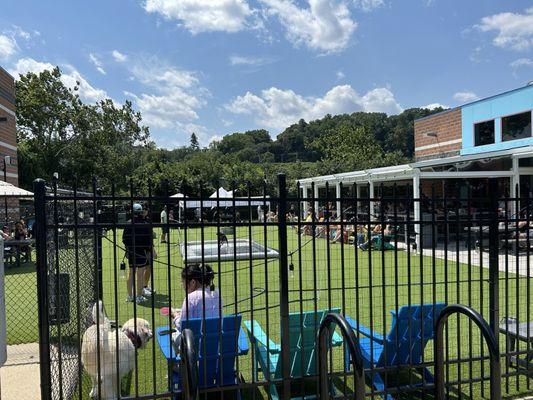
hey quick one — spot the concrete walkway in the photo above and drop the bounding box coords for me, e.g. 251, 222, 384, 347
0, 343, 40, 400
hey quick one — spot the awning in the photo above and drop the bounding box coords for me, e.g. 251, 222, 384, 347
0, 181, 33, 197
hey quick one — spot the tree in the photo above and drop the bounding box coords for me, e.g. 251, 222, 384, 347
311, 124, 386, 173
15, 67, 150, 190
190, 133, 200, 150
16, 67, 87, 188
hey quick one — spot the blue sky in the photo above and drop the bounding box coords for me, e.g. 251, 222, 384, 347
1, 0, 532, 148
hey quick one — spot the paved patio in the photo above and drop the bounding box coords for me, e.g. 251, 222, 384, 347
0, 343, 40, 400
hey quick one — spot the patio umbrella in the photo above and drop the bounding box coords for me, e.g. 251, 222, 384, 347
0, 181, 33, 197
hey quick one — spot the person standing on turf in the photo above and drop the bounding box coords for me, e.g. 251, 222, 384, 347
160, 205, 168, 243
122, 203, 155, 304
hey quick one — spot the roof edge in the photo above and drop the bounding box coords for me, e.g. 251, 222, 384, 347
415, 83, 533, 123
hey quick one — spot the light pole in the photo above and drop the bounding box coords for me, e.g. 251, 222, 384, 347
0, 117, 9, 225
2, 156, 11, 224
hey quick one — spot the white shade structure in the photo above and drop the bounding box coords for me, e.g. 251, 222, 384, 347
0, 181, 33, 197
181, 187, 270, 208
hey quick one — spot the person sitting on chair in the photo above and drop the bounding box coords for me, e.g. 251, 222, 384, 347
171, 263, 222, 335
358, 223, 393, 250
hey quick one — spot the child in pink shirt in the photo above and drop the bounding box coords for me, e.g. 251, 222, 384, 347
172, 263, 222, 332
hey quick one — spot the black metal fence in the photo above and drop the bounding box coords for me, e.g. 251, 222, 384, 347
33, 175, 533, 399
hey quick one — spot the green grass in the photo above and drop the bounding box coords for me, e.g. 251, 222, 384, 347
5, 261, 39, 345
5, 227, 533, 399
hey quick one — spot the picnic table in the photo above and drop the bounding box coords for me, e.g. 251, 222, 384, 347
499, 317, 533, 373
4, 238, 35, 267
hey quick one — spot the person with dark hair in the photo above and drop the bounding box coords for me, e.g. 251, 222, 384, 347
122, 203, 155, 304
171, 263, 222, 332
0, 225, 10, 240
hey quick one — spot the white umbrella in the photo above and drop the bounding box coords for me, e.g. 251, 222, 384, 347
170, 192, 185, 198
0, 181, 33, 197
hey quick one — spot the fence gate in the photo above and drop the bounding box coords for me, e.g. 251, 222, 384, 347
35, 180, 99, 400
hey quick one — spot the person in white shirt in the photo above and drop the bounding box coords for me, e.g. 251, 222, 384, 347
171, 263, 223, 354
160, 206, 168, 243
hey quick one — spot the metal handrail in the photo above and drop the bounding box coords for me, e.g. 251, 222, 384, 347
176, 329, 199, 400
434, 304, 501, 400
318, 313, 365, 400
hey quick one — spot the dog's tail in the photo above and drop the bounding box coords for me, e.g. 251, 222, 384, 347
91, 300, 109, 326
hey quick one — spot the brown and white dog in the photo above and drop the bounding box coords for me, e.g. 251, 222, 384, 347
81, 301, 153, 399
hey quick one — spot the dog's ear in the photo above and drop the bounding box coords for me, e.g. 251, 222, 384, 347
91, 300, 106, 324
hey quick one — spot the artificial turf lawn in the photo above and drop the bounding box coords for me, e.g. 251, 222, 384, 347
5, 226, 533, 399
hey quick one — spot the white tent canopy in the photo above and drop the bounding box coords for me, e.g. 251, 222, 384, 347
0, 181, 33, 197
181, 187, 270, 208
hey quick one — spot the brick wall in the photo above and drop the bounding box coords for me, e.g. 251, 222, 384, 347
0, 67, 18, 187
414, 108, 462, 161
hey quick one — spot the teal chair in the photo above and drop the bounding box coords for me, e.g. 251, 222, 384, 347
344, 303, 446, 399
244, 308, 342, 400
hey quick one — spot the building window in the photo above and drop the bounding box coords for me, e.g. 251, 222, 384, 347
502, 111, 532, 142
474, 120, 495, 146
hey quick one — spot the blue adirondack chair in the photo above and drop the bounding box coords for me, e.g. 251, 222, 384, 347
156, 314, 248, 396
244, 308, 342, 400
344, 303, 446, 399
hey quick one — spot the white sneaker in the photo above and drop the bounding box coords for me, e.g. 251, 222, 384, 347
126, 295, 135, 302
142, 287, 155, 297
136, 295, 148, 304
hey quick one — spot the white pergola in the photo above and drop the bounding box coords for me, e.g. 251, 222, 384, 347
297, 146, 533, 251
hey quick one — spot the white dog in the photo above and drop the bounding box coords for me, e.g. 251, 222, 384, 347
81, 301, 153, 399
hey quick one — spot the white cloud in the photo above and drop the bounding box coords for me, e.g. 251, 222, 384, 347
226, 84, 402, 130
510, 58, 533, 69
336, 70, 345, 80
229, 54, 276, 67
0, 26, 40, 61
422, 103, 449, 110
10, 58, 109, 103
143, 0, 252, 34
353, 0, 384, 12
453, 91, 479, 103
0, 35, 17, 60
209, 134, 224, 144
89, 53, 106, 75
261, 0, 357, 53
112, 50, 127, 62
122, 57, 208, 137
9, 57, 54, 77
476, 8, 533, 51
359, 88, 403, 113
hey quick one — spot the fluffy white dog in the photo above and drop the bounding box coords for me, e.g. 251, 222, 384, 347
81, 301, 153, 399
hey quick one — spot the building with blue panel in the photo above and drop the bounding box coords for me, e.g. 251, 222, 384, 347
297, 82, 533, 250
461, 84, 533, 156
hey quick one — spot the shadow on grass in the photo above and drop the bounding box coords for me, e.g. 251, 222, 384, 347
329, 371, 472, 400
137, 293, 171, 310
4, 261, 36, 275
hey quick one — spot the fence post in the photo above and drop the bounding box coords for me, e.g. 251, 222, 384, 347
34, 179, 51, 400
277, 173, 291, 399
94, 183, 103, 300
488, 178, 499, 336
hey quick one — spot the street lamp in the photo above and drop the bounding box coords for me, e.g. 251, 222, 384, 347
2, 156, 11, 224
0, 117, 9, 224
